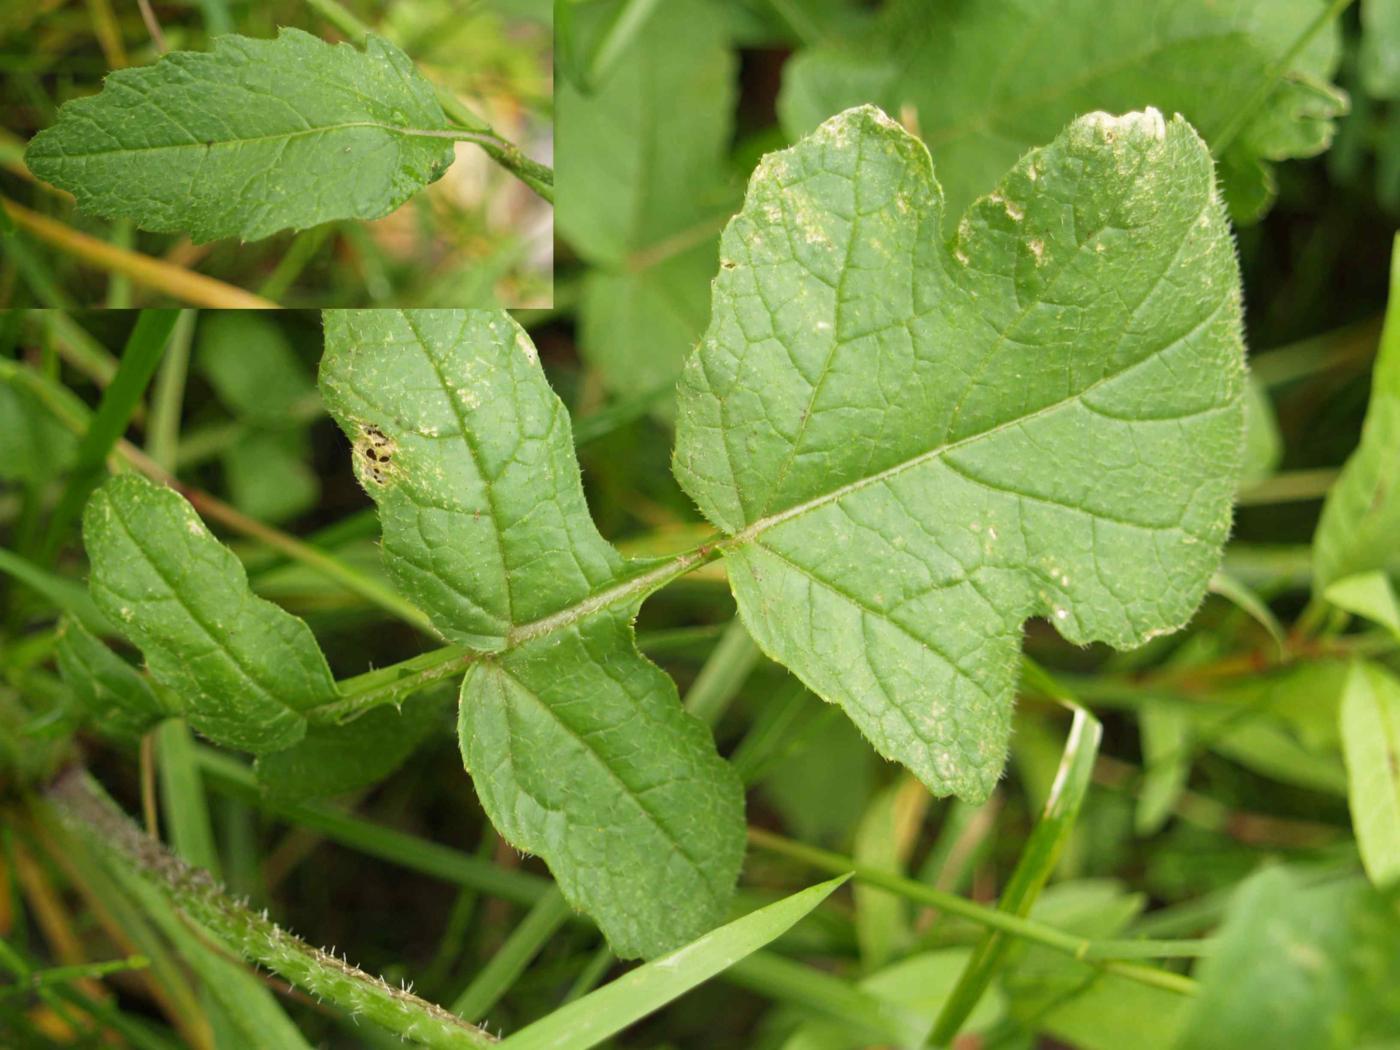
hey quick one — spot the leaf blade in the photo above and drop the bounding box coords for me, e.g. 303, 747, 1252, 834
82, 474, 337, 752
674, 105, 1245, 801
499, 876, 849, 1050
26, 29, 455, 243
1340, 661, 1400, 889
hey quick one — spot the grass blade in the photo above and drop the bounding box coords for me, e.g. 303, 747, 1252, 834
927, 703, 1103, 1046
42, 310, 178, 565
499, 876, 848, 1049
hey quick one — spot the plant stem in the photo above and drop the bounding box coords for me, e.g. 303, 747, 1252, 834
745, 827, 1203, 994
682, 617, 761, 726
300, 0, 553, 201
45, 769, 498, 1050
309, 546, 721, 722
1235, 468, 1340, 505
0, 199, 277, 308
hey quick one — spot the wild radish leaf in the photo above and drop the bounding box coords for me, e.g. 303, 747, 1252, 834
255, 687, 451, 799
1181, 867, 1400, 1049
56, 615, 177, 738
319, 310, 745, 959
558, 0, 739, 398
673, 105, 1245, 801
1340, 661, 1400, 888
1314, 235, 1400, 590
778, 0, 1346, 223
82, 474, 337, 752
25, 28, 455, 243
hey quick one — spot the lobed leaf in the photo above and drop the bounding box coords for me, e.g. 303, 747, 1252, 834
25, 28, 455, 243
673, 105, 1245, 801
319, 309, 745, 959
82, 474, 337, 752
778, 0, 1347, 223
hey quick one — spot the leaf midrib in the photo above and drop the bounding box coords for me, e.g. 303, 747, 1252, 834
487, 656, 721, 894
103, 494, 317, 721
34, 121, 461, 160
729, 297, 1228, 548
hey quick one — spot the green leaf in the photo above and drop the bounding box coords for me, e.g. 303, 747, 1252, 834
319, 309, 745, 959
1340, 661, 1400, 889
195, 312, 317, 424
55, 615, 176, 738
1180, 867, 1400, 1049
557, 0, 738, 398
255, 688, 451, 799
1324, 569, 1400, 635
1362, 0, 1400, 98
1136, 702, 1192, 836
25, 28, 455, 243
82, 474, 337, 753
1314, 234, 1400, 590
673, 105, 1245, 801
498, 876, 848, 1050
851, 776, 926, 970
777, 0, 1346, 222
223, 431, 319, 524
0, 372, 77, 484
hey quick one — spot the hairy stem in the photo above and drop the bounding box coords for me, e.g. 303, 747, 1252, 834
45, 768, 496, 1049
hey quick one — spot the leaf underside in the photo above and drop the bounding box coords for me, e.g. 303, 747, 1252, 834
319, 310, 745, 959
83, 474, 337, 752
25, 28, 454, 243
778, 0, 1347, 222
673, 105, 1246, 801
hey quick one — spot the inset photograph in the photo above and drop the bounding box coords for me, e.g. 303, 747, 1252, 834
1, 0, 552, 307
